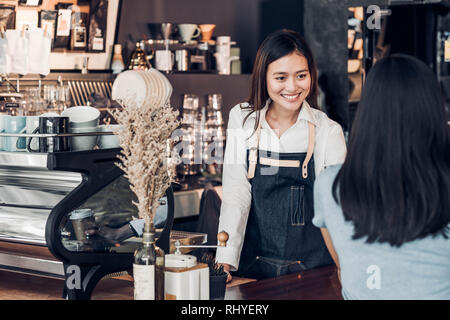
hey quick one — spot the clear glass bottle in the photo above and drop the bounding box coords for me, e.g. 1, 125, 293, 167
133, 220, 165, 300
111, 44, 125, 74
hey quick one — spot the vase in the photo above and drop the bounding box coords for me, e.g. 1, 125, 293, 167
133, 220, 165, 300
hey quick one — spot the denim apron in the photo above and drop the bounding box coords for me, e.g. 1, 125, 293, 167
236, 122, 333, 280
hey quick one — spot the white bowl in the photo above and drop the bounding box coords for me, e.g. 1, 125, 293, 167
62, 106, 100, 128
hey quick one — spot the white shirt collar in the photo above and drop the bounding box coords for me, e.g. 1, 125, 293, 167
297, 100, 318, 127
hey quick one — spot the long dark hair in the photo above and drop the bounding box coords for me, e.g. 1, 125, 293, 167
333, 54, 450, 247
242, 29, 319, 132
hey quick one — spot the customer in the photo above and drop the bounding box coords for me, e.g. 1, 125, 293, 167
313, 54, 450, 299
216, 29, 347, 281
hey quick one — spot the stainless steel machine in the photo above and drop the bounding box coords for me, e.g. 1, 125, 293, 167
0, 149, 174, 300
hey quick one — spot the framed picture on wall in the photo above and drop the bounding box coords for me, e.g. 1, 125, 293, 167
40, 10, 57, 47
49, 0, 121, 70
18, 0, 43, 6
15, 8, 38, 31
0, 4, 15, 31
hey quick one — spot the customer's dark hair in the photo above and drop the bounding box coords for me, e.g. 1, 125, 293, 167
333, 54, 450, 247
242, 29, 319, 133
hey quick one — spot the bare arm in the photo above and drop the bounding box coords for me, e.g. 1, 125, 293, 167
320, 228, 341, 282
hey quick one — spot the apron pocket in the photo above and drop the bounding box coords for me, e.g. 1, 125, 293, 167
257, 256, 307, 278
290, 185, 305, 226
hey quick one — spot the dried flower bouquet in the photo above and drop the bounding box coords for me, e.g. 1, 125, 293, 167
111, 75, 179, 229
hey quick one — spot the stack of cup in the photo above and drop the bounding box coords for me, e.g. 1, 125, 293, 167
61, 106, 100, 151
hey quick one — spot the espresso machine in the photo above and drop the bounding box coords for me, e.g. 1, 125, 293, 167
0, 149, 175, 300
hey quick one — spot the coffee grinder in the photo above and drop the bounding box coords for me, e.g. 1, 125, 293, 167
190, 41, 215, 72
164, 231, 229, 300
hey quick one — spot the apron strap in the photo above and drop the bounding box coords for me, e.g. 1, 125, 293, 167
302, 122, 315, 179
247, 123, 261, 179
247, 121, 315, 179
259, 157, 300, 168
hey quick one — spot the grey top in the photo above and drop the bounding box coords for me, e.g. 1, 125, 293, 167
313, 164, 450, 300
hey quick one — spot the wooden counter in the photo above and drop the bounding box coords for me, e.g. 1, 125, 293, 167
225, 265, 342, 300
0, 265, 341, 300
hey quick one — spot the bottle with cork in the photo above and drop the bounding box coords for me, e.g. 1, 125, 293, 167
111, 44, 125, 74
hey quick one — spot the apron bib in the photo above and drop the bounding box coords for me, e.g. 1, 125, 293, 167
237, 122, 333, 280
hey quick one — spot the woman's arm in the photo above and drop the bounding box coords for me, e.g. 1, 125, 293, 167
320, 228, 341, 282
215, 105, 253, 274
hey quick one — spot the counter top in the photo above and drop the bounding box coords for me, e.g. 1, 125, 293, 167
0, 265, 341, 300
225, 265, 342, 300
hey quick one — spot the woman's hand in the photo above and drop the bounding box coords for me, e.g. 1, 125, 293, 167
218, 263, 232, 283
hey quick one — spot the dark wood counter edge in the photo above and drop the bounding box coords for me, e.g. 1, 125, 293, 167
0, 241, 57, 260
225, 265, 343, 300
0, 265, 342, 300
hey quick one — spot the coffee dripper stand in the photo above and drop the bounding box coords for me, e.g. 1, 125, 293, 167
161, 23, 173, 73
173, 231, 229, 255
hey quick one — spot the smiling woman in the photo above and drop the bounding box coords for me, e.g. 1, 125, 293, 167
243, 29, 319, 135
266, 53, 312, 137
215, 29, 347, 282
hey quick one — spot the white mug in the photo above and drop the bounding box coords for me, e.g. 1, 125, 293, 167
155, 50, 174, 72
4, 116, 27, 152
26, 116, 40, 151
61, 106, 100, 128
99, 124, 120, 149
0, 115, 11, 151
69, 126, 98, 151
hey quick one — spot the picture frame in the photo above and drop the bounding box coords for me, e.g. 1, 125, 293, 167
18, 0, 43, 6
49, 0, 120, 70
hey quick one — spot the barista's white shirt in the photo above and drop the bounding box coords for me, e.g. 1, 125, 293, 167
216, 100, 347, 271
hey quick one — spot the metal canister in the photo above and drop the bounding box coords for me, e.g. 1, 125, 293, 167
175, 49, 189, 71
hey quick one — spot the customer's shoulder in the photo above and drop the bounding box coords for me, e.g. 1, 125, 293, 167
316, 164, 342, 190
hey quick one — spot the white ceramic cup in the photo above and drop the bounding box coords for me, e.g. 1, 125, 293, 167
61, 106, 100, 128
39, 112, 60, 117
178, 24, 201, 42
69, 126, 98, 151
99, 124, 120, 149
26, 116, 40, 151
0, 115, 11, 151
155, 50, 174, 72
4, 116, 27, 152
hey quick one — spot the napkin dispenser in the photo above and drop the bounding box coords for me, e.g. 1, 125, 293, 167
164, 231, 228, 300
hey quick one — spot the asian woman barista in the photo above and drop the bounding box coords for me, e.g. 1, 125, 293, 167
215, 29, 347, 281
